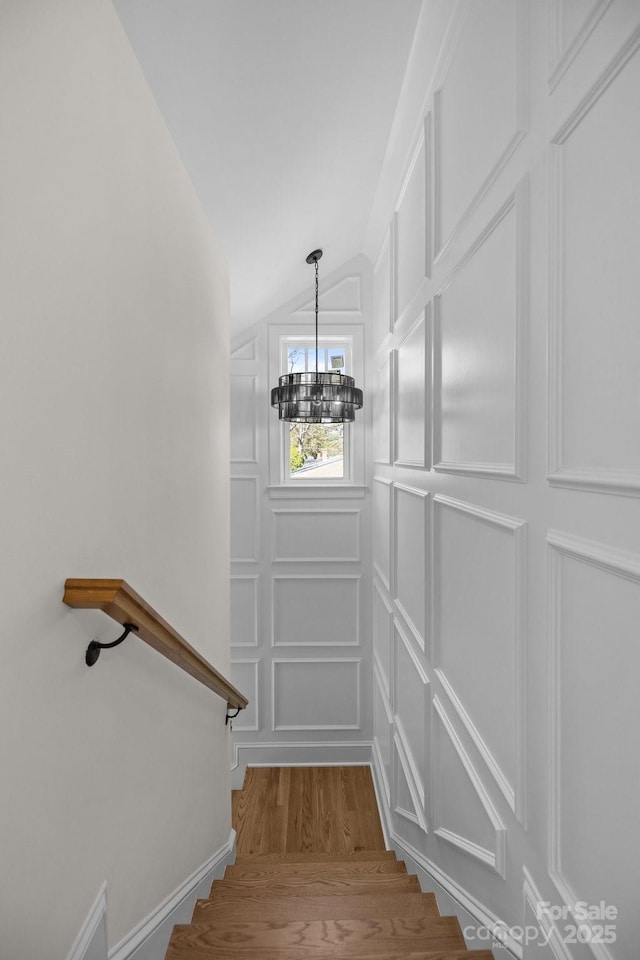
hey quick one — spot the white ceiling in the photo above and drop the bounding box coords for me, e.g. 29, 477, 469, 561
112, 0, 422, 334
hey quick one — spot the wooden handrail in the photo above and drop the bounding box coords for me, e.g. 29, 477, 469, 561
63, 578, 248, 711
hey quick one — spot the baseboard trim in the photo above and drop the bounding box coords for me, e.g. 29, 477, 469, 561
108, 830, 236, 960
231, 739, 374, 787
65, 882, 108, 960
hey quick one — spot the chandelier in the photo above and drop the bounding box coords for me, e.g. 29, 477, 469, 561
270, 249, 363, 423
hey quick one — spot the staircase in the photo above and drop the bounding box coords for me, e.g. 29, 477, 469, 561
164, 767, 494, 960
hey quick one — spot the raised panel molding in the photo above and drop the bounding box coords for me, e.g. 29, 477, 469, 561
432, 495, 526, 822
373, 476, 393, 592
548, 25, 640, 497
373, 578, 394, 699
272, 575, 360, 647
547, 530, 640, 960
230, 476, 259, 563
230, 659, 260, 732
394, 307, 431, 470
373, 351, 393, 465
393, 619, 429, 821
230, 374, 258, 463
231, 575, 259, 647
394, 730, 428, 833
393, 483, 429, 651
432, 696, 506, 878
548, 0, 613, 91
272, 508, 360, 562
373, 662, 393, 807
433, 0, 527, 261
433, 179, 528, 481
272, 659, 361, 731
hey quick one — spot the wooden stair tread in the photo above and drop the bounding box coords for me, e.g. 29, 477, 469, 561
235, 849, 397, 863
166, 915, 465, 959
224, 859, 406, 881
193, 891, 439, 922
209, 873, 422, 899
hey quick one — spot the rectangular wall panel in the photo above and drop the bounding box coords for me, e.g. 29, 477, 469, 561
231, 575, 259, 646
396, 136, 426, 318
230, 659, 259, 731
230, 374, 257, 462
394, 483, 428, 651
272, 659, 360, 730
373, 477, 393, 591
548, 31, 640, 496
373, 579, 393, 697
434, 183, 527, 480
434, 0, 525, 258
393, 619, 429, 813
273, 575, 359, 646
395, 308, 430, 469
373, 226, 393, 346
373, 353, 393, 465
433, 495, 525, 819
272, 509, 360, 562
230, 477, 259, 562
547, 532, 640, 960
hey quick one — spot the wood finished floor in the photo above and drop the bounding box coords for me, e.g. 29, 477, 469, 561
233, 766, 386, 857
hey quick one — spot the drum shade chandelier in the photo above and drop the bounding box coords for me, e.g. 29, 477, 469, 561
271, 249, 363, 423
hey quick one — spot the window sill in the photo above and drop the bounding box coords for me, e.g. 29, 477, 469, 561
267, 484, 368, 500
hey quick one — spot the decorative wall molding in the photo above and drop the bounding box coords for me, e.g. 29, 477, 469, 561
432, 495, 526, 823
522, 867, 573, 960
271, 508, 361, 562
271, 658, 361, 731
393, 618, 430, 816
547, 529, 640, 960
433, 180, 528, 482
373, 661, 393, 808
548, 24, 640, 497
433, 0, 528, 262
373, 351, 394, 465
393, 483, 429, 652
230, 659, 260, 732
230, 476, 259, 563
271, 574, 360, 647
230, 574, 259, 647
393, 119, 430, 325
230, 373, 258, 463
108, 833, 236, 960
373, 577, 394, 699
394, 730, 428, 833
393, 306, 431, 471
432, 696, 506, 877
548, 0, 614, 91
373, 222, 394, 345
373, 476, 394, 592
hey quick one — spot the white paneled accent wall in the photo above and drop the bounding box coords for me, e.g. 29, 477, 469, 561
367, 2, 640, 958
230, 256, 372, 776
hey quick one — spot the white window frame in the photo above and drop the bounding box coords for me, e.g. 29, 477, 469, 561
268, 324, 365, 495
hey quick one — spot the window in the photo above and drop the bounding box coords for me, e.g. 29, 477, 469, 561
269, 328, 363, 490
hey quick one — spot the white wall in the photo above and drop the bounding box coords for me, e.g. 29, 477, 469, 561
229, 257, 373, 778
0, 1, 231, 957
368, 2, 640, 958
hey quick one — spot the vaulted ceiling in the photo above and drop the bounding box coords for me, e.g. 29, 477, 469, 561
113, 0, 422, 334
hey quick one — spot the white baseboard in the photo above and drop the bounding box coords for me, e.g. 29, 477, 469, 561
109, 830, 236, 960
65, 883, 108, 960
231, 739, 374, 788
67, 831, 236, 960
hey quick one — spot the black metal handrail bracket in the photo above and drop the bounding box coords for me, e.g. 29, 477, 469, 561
85, 623, 139, 667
